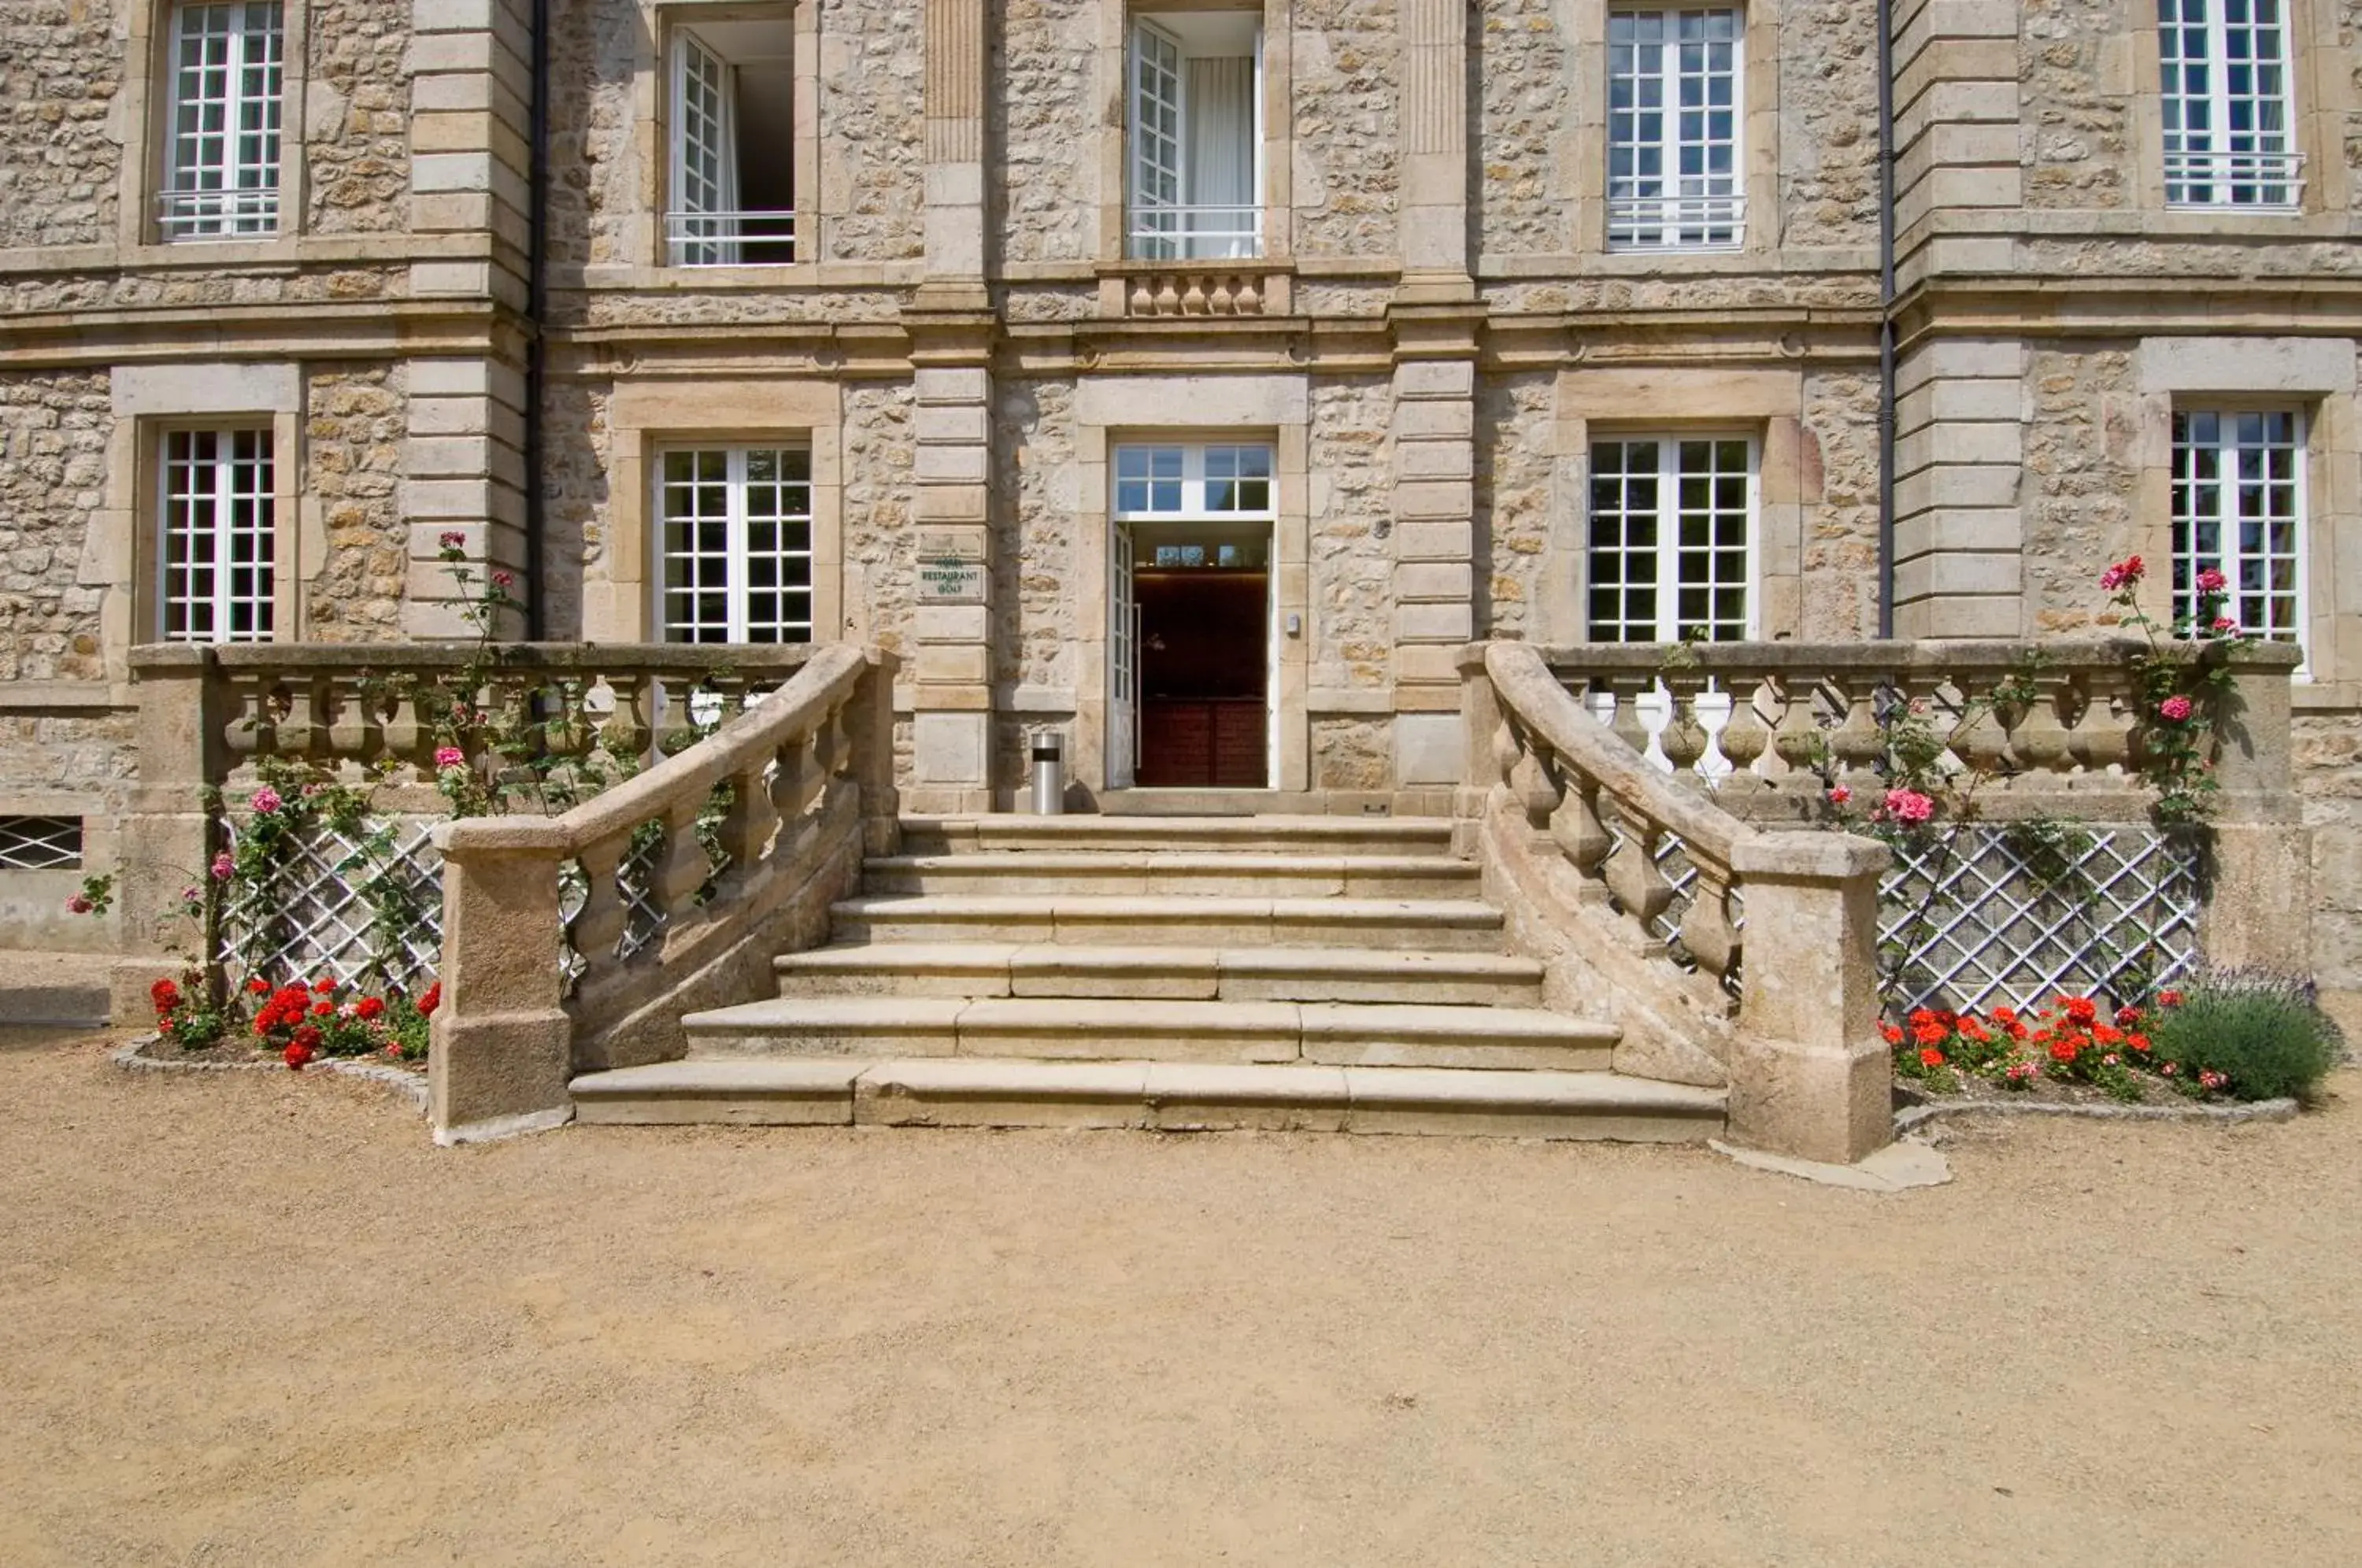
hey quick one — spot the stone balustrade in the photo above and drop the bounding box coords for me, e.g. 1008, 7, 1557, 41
428, 643, 898, 1145
1531, 637, 2304, 821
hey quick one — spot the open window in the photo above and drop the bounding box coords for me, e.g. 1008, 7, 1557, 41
1127, 11, 1264, 261
668, 15, 798, 266
1605, 8, 1744, 251
2157, 0, 2304, 209
160, 2, 284, 239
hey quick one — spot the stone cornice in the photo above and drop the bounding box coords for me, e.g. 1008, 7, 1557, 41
0, 300, 523, 370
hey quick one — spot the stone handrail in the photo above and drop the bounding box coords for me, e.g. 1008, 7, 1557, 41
1534, 637, 2302, 819
1468, 641, 1893, 1165
427, 643, 897, 1145
126, 642, 830, 790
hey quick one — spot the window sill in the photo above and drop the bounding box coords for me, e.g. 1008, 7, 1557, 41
568, 261, 928, 291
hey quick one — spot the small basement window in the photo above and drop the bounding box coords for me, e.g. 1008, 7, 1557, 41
668, 15, 798, 265
0, 817, 84, 871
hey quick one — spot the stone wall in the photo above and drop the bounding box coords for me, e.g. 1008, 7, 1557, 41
540, 383, 611, 642
2020, 343, 2140, 634
989, 375, 1077, 696
3, 266, 406, 317
1779, 0, 1882, 248
1475, 0, 1572, 258
1291, 0, 1399, 258
820, 0, 926, 263
548, 0, 639, 271
0, 370, 110, 684
1797, 367, 1883, 639
1472, 371, 1557, 640
994, 0, 1099, 266
0, 0, 120, 251
840, 380, 916, 658
2295, 715, 2362, 1013
1306, 375, 1391, 690
2020, 0, 2131, 210
305, 0, 413, 235
302, 364, 408, 640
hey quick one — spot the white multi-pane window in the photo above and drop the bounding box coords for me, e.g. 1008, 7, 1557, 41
1606, 9, 1743, 251
1128, 13, 1263, 260
161, 2, 284, 239
658, 447, 816, 643
161, 427, 276, 642
2157, 0, 2302, 207
667, 20, 798, 265
2171, 410, 2304, 644
1112, 443, 1275, 518
1587, 436, 1754, 642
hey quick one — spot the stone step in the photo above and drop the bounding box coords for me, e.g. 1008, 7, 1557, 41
861, 852, 1478, 899
774, 942, 1548, 1007
570, 1057, 1723, 1141
828, 895, 1505, 952
683, 996, 1616, 1071
897, 813, 1458, 859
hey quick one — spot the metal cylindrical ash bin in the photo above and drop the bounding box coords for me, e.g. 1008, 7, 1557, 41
1030, 732, 1064, 815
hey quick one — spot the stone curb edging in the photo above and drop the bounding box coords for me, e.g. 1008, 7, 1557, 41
113, 1034, 428, 1116
1894, 1095, 2301, 1136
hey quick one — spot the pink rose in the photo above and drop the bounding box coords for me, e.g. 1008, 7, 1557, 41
1827, 786, 1851, 806
2098, 555, 2145, 593
2158, 695, 2194, 723
64, 893, 93, 915
249, 786, 283, 815
2210, 616, 2236, 634
1883, 788, 1935, 824
435, 746, 466, 769
2194, 567, 2227, 593
211, 852, 234, 880
438, 530, 466, 550
492, 571, 515, 590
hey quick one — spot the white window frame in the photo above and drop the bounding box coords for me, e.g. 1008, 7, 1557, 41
2157, 0, 2305, 209
159, 426, 277, 643
1111, 442, 1276, 521
1586, 433, 1759, 643
160, 2, 284, 239
1605, 7, 1745, 252
656, 446, 818, 644
2170, 407, 2307, 656
1126, 17, 1265, 261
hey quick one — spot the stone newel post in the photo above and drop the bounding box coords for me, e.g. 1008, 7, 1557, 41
428, 818, 572, 1145
111, 645, 223, 1024
2200, 640, 2308, 973
1727, 833, 1894, 1165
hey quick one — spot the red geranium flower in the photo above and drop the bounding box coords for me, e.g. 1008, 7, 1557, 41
2157, 989, 2184, 1008
312, 976, 336, 994
1919, 1047, 1946, 1068
355, 996, 386, 1021
311, 1000, 335, 1018
247, 975, 272, 994
284, 1042, 314, 1071
1880, 1023, 1905, 1045
150, 978, 181, 1013
2062, 997, 2099, 1026
292, 1025, 322, 1050
417, 982, 442, 1019
2115, 1006, 2142, 1027
1912, 1021, 1947, 1046
2049, 1041, 2079, 1064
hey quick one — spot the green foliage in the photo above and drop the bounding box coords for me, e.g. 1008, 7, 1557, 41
2149, 970, 2345, 1103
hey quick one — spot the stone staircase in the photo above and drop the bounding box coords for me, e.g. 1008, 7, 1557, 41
568, 815, 1727, 1140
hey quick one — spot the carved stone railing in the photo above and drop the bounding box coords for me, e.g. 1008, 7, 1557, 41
1530, 638, 2302, 823
428, 644, 896, 1144
1467, 641, 1895, 1165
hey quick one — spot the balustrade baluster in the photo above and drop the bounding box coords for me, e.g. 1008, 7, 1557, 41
326, 671, 371, 761
1509, 735, 1561, 827
1604, 675, 1653, 760
2068, 671, 2130, 778
1601, 811, 1675, 931
1829, 675, 1885, 788
571, 837, 630, 963
1714, 674, 1772, 794
650, 800, 712, 918
1679, 863, 1741, 981
225, 674, 272, 761
716, 758, 780, 871
1548, 780, 1612, 878
1769, 674, 1822, 775
1659, 671, 1709, 784
382, 679, 422, 767
2012, 670, 2075, 779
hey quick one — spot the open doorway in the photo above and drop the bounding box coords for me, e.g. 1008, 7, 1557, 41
1108, 442, 1276, 791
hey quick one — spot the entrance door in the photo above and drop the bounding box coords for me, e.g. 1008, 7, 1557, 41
1132, 524, 1269, 789
1109, 522, 1138, 789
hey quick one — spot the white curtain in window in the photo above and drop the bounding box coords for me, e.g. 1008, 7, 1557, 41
1185, 56, 1254, 260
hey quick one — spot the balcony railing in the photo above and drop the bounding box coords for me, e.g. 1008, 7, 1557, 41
1126, 203, 1263, 261
1605, 191, 1744, 252
157, 187, 281, 240
665, 209, 798, 268
2164, 150, 2305, 209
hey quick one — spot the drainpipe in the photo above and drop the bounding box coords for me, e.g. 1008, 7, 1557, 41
523, 0, 551, 641
1875, 0, 1897, 639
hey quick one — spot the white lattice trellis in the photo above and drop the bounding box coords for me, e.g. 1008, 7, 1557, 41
0, 815, 83, 871
218, 819, 443, 993
1623, 822, 2198, 1015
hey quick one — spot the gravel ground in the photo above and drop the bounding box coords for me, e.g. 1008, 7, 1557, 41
3, 1026, 2358, 1566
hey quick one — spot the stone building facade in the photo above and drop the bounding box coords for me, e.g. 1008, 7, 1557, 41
1, 0, 2357, 989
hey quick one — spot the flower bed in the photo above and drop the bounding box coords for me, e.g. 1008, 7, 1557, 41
148, 972, 437, 1073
